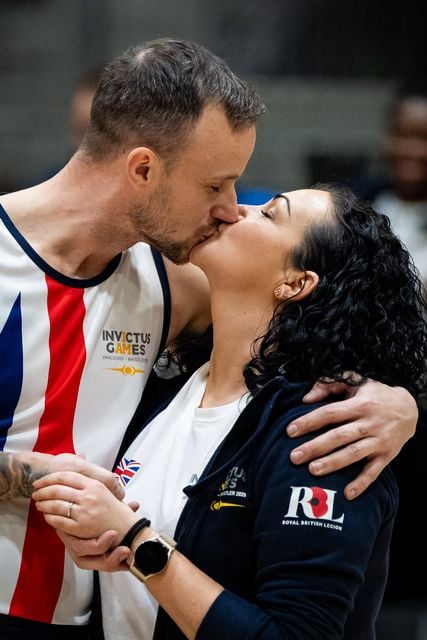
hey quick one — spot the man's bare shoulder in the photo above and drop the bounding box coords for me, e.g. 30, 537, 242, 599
164, 259, 211, 344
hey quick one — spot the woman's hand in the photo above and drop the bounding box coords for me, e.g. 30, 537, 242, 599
32, 470, 137, 542
286, 380, 417, 499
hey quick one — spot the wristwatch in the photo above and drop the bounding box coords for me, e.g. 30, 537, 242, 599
129, 533, 177, 582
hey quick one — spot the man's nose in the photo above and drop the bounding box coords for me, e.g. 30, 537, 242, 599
211, 202, 240, 224
211, 195, 240, 224
210, 186, 241, 224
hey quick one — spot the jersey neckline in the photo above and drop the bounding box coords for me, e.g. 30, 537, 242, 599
0, 202, 122, 288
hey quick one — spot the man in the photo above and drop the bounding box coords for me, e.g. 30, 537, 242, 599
0, 38, 417, 639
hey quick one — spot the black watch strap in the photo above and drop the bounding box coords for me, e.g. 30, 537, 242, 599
120, 517, 151, 548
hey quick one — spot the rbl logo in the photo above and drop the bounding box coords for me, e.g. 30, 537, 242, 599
284, 486, 344, 523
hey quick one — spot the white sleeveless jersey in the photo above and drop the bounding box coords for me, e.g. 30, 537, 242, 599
0, 203, 170, 625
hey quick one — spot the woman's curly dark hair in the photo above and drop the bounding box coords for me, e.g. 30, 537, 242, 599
170, 183, 427, 398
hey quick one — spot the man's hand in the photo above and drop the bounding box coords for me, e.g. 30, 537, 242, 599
286, 380, 417, 500
56, 530, 131, 572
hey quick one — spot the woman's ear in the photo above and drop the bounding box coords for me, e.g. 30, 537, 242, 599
273, 269, 319, 302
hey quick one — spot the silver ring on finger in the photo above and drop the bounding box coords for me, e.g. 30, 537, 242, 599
66, 501, 74, 519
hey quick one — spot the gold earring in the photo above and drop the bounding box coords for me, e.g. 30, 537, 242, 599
273, 286, 283, 298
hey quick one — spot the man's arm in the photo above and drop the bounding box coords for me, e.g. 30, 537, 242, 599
163, 259, 211, 345
286, 380, 417, 500
0, 452, 44, 499
0, 452, 125, 501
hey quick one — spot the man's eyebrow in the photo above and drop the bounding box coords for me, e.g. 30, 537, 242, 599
210, 173, 240, 181
273, 193, 291, 216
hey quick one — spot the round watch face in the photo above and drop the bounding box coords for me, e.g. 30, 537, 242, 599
134, 539, 169, 575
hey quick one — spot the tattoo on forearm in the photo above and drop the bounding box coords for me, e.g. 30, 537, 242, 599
0, 454, 46, 499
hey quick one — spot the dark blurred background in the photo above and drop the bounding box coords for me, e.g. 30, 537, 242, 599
1, 2, 425, 638
1, 0, 425, 194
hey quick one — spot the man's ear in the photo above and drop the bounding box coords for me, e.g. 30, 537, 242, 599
273, 269, 319, 302
126, 147, 161, 190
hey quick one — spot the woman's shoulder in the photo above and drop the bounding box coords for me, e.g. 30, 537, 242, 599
247, 378, 398, 508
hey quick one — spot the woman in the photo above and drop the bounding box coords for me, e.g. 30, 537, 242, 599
33, 184, 426, 639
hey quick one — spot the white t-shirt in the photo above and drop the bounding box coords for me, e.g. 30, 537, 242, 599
101, 362, 248, 640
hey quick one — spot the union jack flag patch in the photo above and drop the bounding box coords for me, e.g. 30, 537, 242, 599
114, 457, 142, 487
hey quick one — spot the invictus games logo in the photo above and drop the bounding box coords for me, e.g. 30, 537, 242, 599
102, 330, 151, 355
102, 329, 151, 371
210, 466, 248, 511
282, 485, 344, 531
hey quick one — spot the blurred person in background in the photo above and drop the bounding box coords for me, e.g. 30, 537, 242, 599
68, 68, 104, 150
23, 67, 103, 187
351, 82, 427, 291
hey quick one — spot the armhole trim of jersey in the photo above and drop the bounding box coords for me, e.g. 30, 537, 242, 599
151, 247, 171, 358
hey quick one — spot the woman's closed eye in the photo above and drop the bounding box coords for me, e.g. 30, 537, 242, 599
261, 209, 275, 220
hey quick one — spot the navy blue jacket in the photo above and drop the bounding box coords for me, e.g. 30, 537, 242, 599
110, 374, 398, 639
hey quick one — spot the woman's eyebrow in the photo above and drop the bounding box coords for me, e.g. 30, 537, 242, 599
273, 193, 291, 216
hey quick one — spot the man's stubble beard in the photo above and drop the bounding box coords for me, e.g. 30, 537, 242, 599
129, 187, 190, 265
